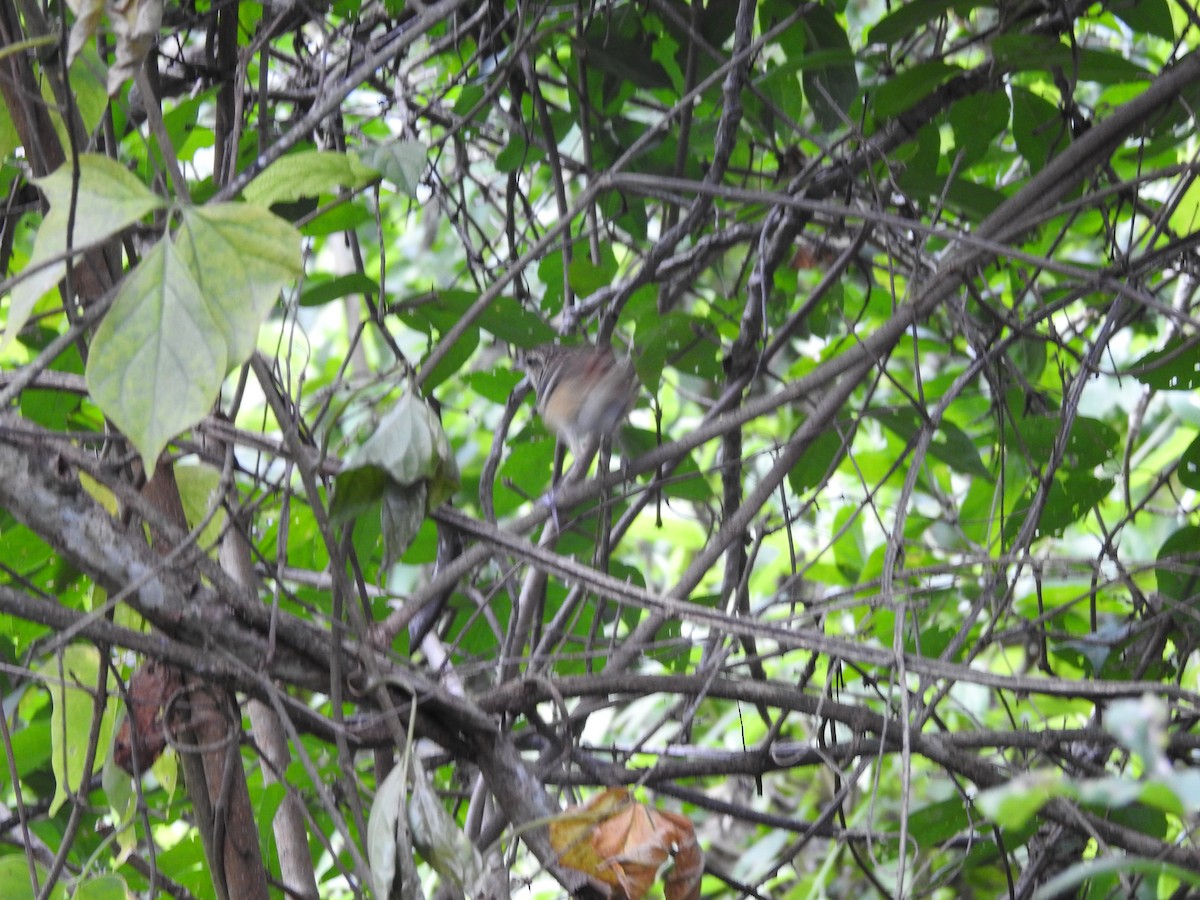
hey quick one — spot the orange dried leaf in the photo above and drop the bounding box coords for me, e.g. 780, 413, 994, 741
549, 788, 634, 890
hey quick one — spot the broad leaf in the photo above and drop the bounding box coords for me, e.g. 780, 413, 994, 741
3, 154, 165, 350
174, 203, 302, 363
86, 239, 226, 474
241, 149, 378, 206
36, 645, 114, 817
359, 141, 428, 195
802, 6, 858, 131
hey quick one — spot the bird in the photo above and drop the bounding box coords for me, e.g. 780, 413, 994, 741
518, 343, 638, 461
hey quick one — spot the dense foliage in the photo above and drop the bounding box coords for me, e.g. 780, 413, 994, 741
3, 0, 1200, 897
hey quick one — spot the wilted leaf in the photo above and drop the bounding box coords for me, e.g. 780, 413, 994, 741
407, 757, 484, 893
367, 762, 411, 900
111, 659, 180, 774
86, 239, 225, 476
65, 0, 105, 64
107, 0, 163, 95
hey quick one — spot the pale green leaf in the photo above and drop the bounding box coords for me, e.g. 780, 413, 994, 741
35, 153, 164, 227
241, 150, 378, 206
367, 762, 408, 900
86, 239, 227, 476
35, 645, 113, 817
174, 203, 302, 363
408, 757, 483, 891
343, 390, 458, 491
3, 154, 164, 349
174, 461, 226, 549
977, 773, 1063, 828
358, 141, 428, 195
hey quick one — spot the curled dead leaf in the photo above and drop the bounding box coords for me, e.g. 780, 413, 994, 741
112, 659, 181, 774
548, 788, 703, 900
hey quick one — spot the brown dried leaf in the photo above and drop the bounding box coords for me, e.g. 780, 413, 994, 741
112, 659, 180, 774
65, 0, 105, 65
549, 789, 704, 900
106, 0, 163, 95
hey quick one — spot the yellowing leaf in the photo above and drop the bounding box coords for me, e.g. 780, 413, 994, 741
86, 239, 226, 476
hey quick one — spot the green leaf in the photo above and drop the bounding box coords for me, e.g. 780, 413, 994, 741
788, 429, 843, 494
241, 149, 378, 206
73, 874, 129, 900
873, 410, 991, 479
1155, 525, 1200, 604
1005, 472, 1113, 545
903, 798, 970, 848
874, 61, 959, 119
36, 645, 113, 817
358, 140, 428, 195
567, 253, 618, 298
4, 154, 165, 349
1109, 0, 1174, 41
175, 462, 226, 550
1129, 338, 1200, 390
382, 480, 427, 570
949, 91, 1010, 168
0, 857, 66, 900
332, 389, 460, 538
476, 295, 557, 346
1033, 855, 1200, 900
408, 757, 484, 891
300, 273, 381, 307
869, 0, 980, 45
993, 34, 1151, 84
1011, 416, 1119, 470
1012, 87, 1068, 172
978, 773, 1063, 828
581, 7, 671, 90
802, 7, 858, 131
1181, 432, 1200, 490
174, 202, 302, 363
345, 391, 448, 485
86, 239, 226, 475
